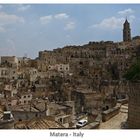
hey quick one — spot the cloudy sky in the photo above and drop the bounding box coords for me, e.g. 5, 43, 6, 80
0, 4, 140, 58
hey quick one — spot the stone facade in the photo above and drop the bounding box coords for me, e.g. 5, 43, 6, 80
0, 19, 139, 129
127, 82, 140, 129
123, 19, 131, 42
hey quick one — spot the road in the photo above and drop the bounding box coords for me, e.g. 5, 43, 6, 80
99, 104, 128, 129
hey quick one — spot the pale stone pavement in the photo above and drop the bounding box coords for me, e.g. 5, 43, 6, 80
99, 104, 128, 129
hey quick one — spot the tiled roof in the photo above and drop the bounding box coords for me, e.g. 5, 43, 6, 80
27, 117, 64, 129
14, 121, 28, 129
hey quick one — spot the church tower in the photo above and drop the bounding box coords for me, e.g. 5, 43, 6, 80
123, 19, 131, 42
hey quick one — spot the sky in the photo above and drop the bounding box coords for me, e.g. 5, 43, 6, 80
0, 4, 140, 58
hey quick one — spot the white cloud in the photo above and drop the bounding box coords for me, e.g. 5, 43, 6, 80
91, 17, 124, 30
40, 13, 75, 30
129, 15, 135, 22
7, 39, 16, 48
66, 34, 71, 38
17, 5, 31, 11
40, 15, 53, 24
90, 13, 136, 30
0, 26, 5, 32
54, 13, 69, 19
0, 12, 24, 25
40, 13, 70, 24
0, 5, 3, 10
64, 22, 75, 30
118, 8, 135, 15
0, 39, 16, 56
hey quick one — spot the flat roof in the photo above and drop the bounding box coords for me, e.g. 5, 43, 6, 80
11, 105, 39, 112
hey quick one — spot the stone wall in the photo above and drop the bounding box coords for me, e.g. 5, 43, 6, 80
12, 111, 46, 122
102, 106, 120, 122
127, 82, 140, 128
38, 40, 136, 82
0, 119, 14, 129
71, 90, 102, 115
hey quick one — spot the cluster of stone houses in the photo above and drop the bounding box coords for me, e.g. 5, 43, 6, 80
0, 55, 75, 128
0, 19, 139, 129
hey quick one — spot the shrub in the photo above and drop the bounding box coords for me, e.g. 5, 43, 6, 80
124, 59, 140, 81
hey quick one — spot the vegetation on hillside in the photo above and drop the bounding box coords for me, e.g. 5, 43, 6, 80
124, 45, 140, 81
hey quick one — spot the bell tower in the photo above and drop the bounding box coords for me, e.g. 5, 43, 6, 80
123, 19, 131, 42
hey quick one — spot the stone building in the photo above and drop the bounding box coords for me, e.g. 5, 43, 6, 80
127, 82, 140, 129
11, 104, 46, 122
0, 19, 140, 129
0, 56, 18, 68
14, 117, 64, 129
0, 111, 14, 129
0, 67, 18, 80
123, 19, 131, 42
18, 92, 33, 105
71, 88, 103, 115
46, 101, 74, 128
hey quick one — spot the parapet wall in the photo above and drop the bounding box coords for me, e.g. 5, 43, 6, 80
102, 106, 120, 122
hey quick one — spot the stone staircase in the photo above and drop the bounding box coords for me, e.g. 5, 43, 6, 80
120, 104, 128, 113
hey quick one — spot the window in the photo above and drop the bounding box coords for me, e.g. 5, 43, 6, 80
35, 113, 38, 117
28, 95, 30, 98
79, 61, 83, 65
24, 101, 26, 104
2, 70, 6, 75
24, 96, 26, 98
79, 70, 85, 76
59, 118, 63, 123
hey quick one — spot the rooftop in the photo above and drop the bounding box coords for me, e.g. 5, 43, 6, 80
27, 117, 64, 129
11, 105, 39, 112
15, 117, 64, 129
48, 102, 72, 110
74, 88, 97, 94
